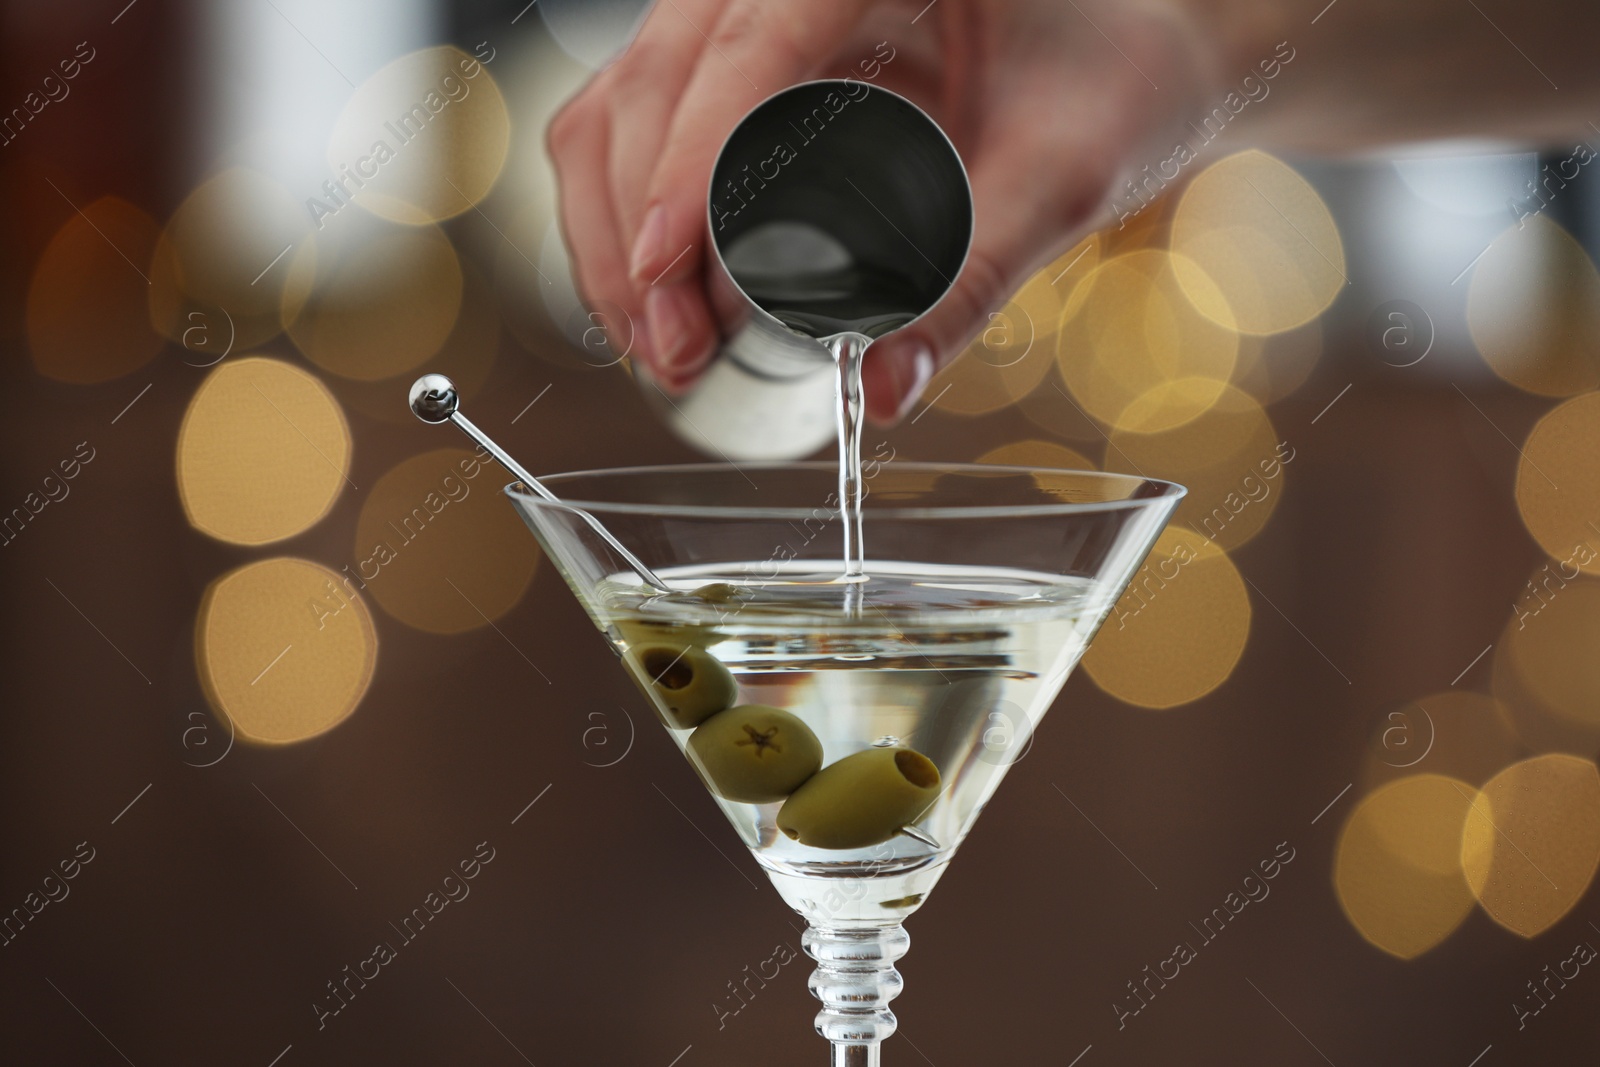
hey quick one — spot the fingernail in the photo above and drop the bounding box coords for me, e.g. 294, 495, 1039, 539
863, 338, 936, 425
889, 341, 936, 421
889, 347, 934, 422
630, 204, 667, 281
646, 287, 688, 368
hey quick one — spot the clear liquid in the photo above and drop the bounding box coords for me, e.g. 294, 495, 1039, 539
733, 258, 927, 595
598, 561, 1114, 922
827, 332, 869, 592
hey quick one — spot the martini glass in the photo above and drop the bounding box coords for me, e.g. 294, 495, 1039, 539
504, 459, 1184, 1064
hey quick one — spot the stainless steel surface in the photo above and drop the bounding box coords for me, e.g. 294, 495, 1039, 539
650, 80, 972, 460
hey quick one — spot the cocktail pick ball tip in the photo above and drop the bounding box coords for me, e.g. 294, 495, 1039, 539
409, 374, 458, 424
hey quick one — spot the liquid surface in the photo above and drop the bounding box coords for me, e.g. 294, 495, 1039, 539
599, 561, 1114, 922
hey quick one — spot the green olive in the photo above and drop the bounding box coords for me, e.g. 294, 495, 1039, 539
777, 747, 942, 850
629, 643, 737, 729
691, 582, 742, 604
687, 705, 823, 804
613, 618, 716, 650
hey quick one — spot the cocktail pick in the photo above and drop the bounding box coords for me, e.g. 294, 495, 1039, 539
408, 374, 669, 592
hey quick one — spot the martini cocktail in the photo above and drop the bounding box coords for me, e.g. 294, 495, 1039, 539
503, 460, 1183, 1064
404, 65, 1180, 1065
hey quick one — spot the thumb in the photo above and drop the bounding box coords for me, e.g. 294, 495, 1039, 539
862, 150, 1108, 424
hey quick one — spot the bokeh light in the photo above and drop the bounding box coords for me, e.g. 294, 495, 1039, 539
1172, 150, 1346, 335
1513, 391, 1600, 573
281, 214, 464, 381
148, 167, 310, 357
196, 557, 377, 744
1495, 570, 1600, 735
328, 45, 511, 226
1047, 234, 1102, 305
1334, 774, 1479, 959
1492, 629, 1600, 758
177, 357, 352, 545
929, 236, 1100, 416
1466, 216, 1600, 397
1462, 754, 1600, 938
1231, 317, 1324, 405
336, 257, 501, 425
1081, 528, 1250, 709
975, 440, 1095, 472
27, 197, 163, 383
934, 273, 1068, 415
354, 448, 540, 634
1360, 691, 1524, 793
1016, 367, 1112, 444
1106, 384, 1284, 552
1056, 250, 1239, 433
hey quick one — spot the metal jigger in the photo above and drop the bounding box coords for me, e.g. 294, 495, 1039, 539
642, 79, 971, 462
407, 374, 668, 591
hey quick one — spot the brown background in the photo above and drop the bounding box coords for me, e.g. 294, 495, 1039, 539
1, 2, 1595, 1065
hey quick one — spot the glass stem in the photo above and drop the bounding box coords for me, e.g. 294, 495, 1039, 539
803, 920, 909, 1066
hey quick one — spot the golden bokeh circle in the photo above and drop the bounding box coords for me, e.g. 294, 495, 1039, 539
328, 45, 511, 226
148, 167, 310, 355
1491, 633, 1600, 758
1231, 317, 1324, 406
975, 440, 1095, 472
177, 357, 352, 545
1172, 150, 1345, 335
1081, 528, 1250, 709
1462, 754, 1600, 938
1360, 691, 1524, 794
1047, 234, 1102, 312
928, 239, 1097, 417
1467, 216, 1600, 397
335, 257, 500, 425
27, 197, 164, 383
1016, 365, 1112, 444
1114, 376, 1236, 436
281, 216, 463, 381
1514, 392, 1600, 573
1107, 384, 1284, 552
354, 448, 540, 634
1056, 250, 1238, 433
1334, 774, 1479, 960
196, 557, 377, 744
925, 338, 1052, 417
1497, 571, 1600, 732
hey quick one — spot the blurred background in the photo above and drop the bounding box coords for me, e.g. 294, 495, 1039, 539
3, 1, 1599, 1064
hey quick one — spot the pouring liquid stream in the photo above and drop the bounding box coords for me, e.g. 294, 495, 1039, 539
749, 260, 925, 614
828, 331, 869, 593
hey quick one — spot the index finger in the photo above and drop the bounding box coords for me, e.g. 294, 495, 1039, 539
626, 0, 875, 288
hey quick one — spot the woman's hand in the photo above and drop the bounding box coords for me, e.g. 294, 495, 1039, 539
547, 0, 1235, 421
